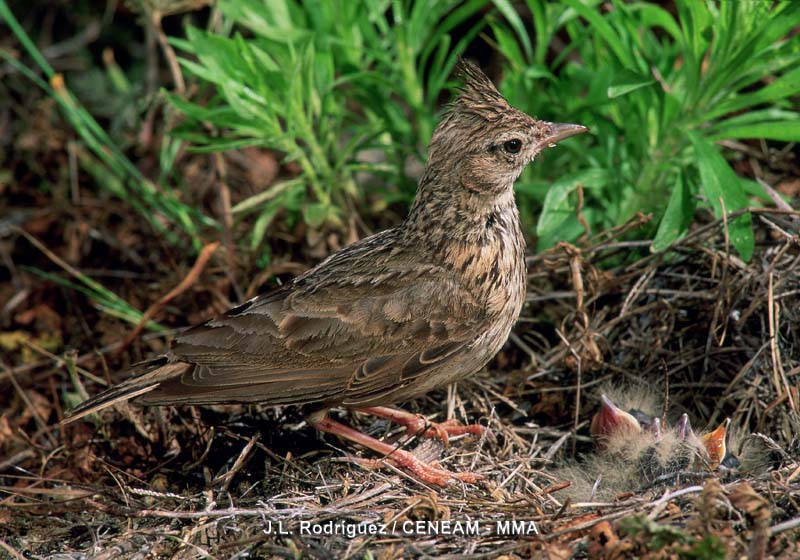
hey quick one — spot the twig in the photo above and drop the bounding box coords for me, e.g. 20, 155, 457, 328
646, 485, 704, 519
575, 183, 590, 241
768, 271, 797, 412
213, 152, 243, 302
116, 241, 220, 354
0, 540, 26, 560
149, 9, 185, 93
769, 515, 800, 536
213, 434, 259, 491
703, 197, 731, 372
1, 363, 57, 448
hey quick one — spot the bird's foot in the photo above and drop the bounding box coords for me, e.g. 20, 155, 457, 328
349, 454, 482, 487
357, 406, 484, 445
312, 416, 481, 487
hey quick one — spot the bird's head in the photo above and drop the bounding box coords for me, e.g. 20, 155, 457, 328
590, 393, 646, 452
427, 60, 586, 197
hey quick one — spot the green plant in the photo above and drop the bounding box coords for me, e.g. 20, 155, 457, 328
493, 0, 800, 258
5, 0, 797, 264
0, 1, 214, 251
168, 0, 486, 258
617, 516, 727, 560
0, 0, 216, 330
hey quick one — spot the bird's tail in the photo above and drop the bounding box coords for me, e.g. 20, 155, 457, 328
61, 357, 189, 424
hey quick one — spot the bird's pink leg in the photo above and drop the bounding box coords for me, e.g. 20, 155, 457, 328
310, 416, 481, 486
357, 406, 484, 445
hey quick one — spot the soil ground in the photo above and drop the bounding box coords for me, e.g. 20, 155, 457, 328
1, 5, 799, 558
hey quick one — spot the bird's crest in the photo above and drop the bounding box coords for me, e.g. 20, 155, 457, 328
454, 59, 505, 104
444, 59, 514, 126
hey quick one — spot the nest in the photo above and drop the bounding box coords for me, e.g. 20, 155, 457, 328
1, 209, 799, 558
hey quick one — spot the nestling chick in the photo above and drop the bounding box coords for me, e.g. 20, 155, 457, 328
558, 393, 744, 502
63, 60, 587, 486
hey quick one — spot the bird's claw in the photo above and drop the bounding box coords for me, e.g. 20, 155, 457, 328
349, 451, 482, 486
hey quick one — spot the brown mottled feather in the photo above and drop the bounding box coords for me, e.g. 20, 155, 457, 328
64, 59, 586, 424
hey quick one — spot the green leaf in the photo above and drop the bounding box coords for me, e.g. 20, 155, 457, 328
629, 3, 681, 41
709, 120, 800, 142
682, 535, 728, 560
536, 169, 609, 237
250, 202, 282, 252
652, 173, 695, 252
675, 0, 711, 80
710, 108, 799, 129
607, 70, 655, 99
233, 178, 305, 214
618, 515, 689, 548
302, 202, 331, 228
489, 20, 525, 68
741, 179, 775, 205
562, 0, 635, 70
492, 0, 533, 61
536, 214, 586, 251
688, 131, 754, 261
706, 65, 800, 120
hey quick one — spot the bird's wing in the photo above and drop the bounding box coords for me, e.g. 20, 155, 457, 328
142, 241, 489, 406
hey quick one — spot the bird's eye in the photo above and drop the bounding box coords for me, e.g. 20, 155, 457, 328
503, 139, 522, 154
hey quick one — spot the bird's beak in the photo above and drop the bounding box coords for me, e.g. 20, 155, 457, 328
540, 122, 588, 149
677, 413, 694, 440
701, 418, 731, 470
590, 394, 642, 451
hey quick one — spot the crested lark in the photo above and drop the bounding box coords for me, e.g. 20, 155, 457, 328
65, 60, 586, 485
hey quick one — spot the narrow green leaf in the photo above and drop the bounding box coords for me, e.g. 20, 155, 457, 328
688, 132, 754, 261
652, 173, 695, 252
607, 74, 655, 99
629, 3, 681, 41
489, 20, 525, 68
302, 202, 331, 228
707, 65, 800, 120
233, 178, 305, 214
492, 0, 533, 61
562, 0, 635, 69
536, 169, 609, 237
710, 108, 799, 129
709, 120, 800, 142
250, 203, 282, 252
